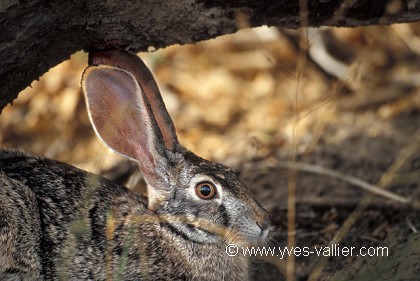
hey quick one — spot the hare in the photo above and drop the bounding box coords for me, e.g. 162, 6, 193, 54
0, 50, 270, 280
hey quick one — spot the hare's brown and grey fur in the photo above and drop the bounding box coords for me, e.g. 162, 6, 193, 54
0, 50, 270, 280
0, 149, 262, 280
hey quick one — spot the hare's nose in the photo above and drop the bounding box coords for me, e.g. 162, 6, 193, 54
257, 215, 271, 238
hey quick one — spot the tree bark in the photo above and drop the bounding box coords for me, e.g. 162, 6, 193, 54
1, 0, 420, 111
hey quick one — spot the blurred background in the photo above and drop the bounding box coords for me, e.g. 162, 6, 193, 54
1, 24, 419, 280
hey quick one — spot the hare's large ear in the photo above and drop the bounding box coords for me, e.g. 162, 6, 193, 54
81, 50, 179, 194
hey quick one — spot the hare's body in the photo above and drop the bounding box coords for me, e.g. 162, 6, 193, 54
0, 50, 269, 280
0, 149, 247, 280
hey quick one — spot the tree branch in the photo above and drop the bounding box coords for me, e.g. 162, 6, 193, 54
1, 0, 420, 111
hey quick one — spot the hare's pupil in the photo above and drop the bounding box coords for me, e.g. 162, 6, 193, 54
200, 185, 211, 196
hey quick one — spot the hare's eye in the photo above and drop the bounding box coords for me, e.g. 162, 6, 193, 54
195, 182, 217, 200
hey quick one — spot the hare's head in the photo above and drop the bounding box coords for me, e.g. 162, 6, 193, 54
81, 50, 270, 246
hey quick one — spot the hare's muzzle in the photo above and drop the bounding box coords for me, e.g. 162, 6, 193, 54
257, 213, 271, 240
244, 197, 271, 243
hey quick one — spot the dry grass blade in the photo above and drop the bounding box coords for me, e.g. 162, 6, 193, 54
278, 162, 411, 204
286, 1, 311, 280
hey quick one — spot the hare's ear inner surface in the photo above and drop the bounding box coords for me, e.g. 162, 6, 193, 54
81, 65, 176, 182
89, 50, 179, 152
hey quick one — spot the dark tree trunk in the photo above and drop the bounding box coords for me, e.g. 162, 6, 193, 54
1, 0, 420, 111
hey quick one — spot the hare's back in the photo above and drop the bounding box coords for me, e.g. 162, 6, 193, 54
0, 149, 145, 222
1, 149, 117, 212
0, 171, 44, 280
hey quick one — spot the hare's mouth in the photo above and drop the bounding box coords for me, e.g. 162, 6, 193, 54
227, 223, 270, 246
